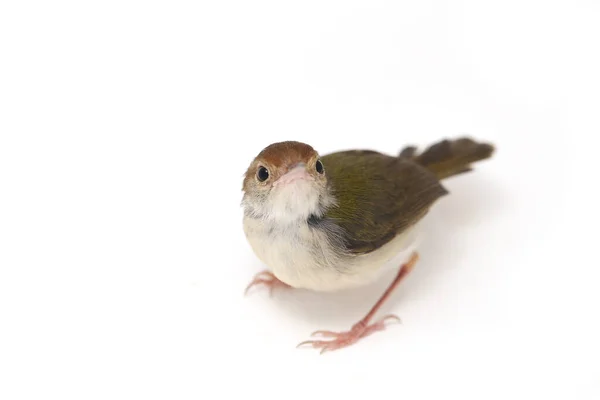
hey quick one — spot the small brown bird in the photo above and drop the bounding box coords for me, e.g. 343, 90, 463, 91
241, 137, 494, 353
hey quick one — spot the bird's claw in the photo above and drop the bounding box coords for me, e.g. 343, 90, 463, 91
244, 270, 289, 296
297, 314, 401, 354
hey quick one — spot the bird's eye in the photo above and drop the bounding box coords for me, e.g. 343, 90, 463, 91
315, 160, 324, 174
257, 166, 269, 182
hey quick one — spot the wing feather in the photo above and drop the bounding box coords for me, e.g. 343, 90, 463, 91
320, 150, 448, 254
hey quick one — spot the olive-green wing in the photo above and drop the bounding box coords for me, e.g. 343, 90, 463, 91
320, 150, 448, 254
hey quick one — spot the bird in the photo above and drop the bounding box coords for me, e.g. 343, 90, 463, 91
240, 137, 494, 353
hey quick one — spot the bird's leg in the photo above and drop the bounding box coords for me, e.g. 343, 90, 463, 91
244, 270, 290, 296
297, 252, 419, 354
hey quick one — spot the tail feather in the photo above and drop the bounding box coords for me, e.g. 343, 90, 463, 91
400, 137, 495, 180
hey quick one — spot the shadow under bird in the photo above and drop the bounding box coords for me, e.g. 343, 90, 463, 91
241, 137, 494, 353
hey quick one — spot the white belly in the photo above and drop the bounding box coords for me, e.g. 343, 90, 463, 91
243, 216, 420, 292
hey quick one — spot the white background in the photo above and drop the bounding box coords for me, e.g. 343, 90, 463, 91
1, 0, 599, 399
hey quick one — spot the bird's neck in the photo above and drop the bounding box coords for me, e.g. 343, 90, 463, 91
243, 185, 336, 226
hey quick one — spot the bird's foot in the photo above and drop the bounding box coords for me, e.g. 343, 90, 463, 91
297, 314, 401, 354
244, 270, 290, 296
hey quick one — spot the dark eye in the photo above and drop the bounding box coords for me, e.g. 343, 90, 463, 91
257, 166, 269, 182
315, 160, 324, 174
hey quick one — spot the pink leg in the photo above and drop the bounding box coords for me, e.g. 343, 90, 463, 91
297, 252, 419, 354
244, 270, 290, 296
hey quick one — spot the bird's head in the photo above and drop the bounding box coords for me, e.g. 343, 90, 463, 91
241, 141, 335, 224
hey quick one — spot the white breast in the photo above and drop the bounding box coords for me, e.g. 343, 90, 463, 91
243, 216, 420, 292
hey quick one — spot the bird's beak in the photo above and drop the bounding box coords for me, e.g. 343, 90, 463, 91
273, 164, 314, 187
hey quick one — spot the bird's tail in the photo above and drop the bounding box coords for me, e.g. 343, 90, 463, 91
399, 137, 495, 180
